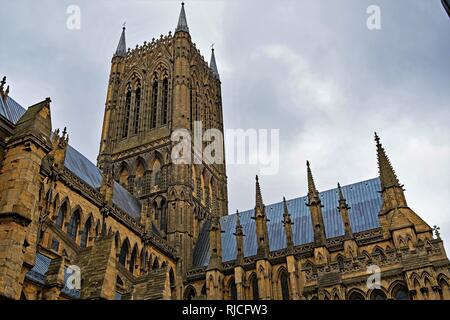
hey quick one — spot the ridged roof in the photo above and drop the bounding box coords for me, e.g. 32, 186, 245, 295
3, 97, 141, 220
192, 177, 382, 267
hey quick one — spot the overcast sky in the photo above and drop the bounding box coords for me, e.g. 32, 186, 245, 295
1, 0, 449, 250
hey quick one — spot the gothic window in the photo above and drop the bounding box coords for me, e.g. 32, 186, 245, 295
228, 279, 237, 300
152, 257, 159, 269
140, 250, 147, 273
51, 238, 59, 252
122, 85, 132, 138
129, 245, 138, 274
55, 202, 67, 228
67, 210, 81, 241
151, 77, 158, 129
119, 163, 129, 187
439, 279, 450, 300
133, 84, 141, 135
348, 291, 365, 300
184, 286, 196, 300
160, 199, 167, 233
169, 268, 176, 298
200, 173, 206, 205
279, 270, 290, 300
370, 289, 387, 300
101, 222, 107, 238
161, 78, 169, 125
80, 217, 91, 248
337, 256, 345, 271
119, 239, 130, 266
250, 273, 259, 300
152, 160, 162, 188
392, 284, 409, 300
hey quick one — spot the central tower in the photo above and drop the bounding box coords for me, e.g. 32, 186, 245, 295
98, 3, 228, 275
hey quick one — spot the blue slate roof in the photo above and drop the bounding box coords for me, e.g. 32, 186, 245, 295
0, 95, 26, 124
192, 177, 382, 267
3, 96, 141, 220
64, 144, 141, 219
25, 253, 80, 298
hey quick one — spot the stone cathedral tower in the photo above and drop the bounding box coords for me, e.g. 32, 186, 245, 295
97, 3, 228, 276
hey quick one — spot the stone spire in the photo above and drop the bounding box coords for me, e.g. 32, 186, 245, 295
305, 161, 326, 245
114, 26, 127, 57
0, 76, 9, 102
375, 132, 402, 191
252, 175, 270, 258
175, 2, 189, 33
233, 210, 245, 265
210, 48, 220, 80
255, 175, 264, 212
337, 182, 353, 238
282, 197, 294, 253
307, 160, 320, 205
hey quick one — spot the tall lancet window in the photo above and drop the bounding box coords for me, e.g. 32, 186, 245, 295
161, 78, 169, 125
133, 83, 141, 135
151, 76, 158, 129
122, 85, 132, 138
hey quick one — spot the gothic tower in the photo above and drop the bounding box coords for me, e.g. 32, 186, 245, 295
97, 3, 228, 277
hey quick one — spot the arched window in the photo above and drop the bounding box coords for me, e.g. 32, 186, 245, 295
370, 289, 387, 300
250, 273, 259, 300
159, 199, 167, 234
169, 268, 176, 298
67, 210, 80, 241
133, 84, 141, 135
229, 280, 237, 300
439, 278, 450, 300
101, 222, 107, 238
279, 270, 290, 300
80, 217, 91, 248
151, 77, 158, 129
184, 286, 196, 300
152, 257, 159, 270
119, 239, 130, 266
140, 250, 148, 273
129, 245, 138, 274
161, 78, 169, 125
152, 160, 162, 188
392, 284, 409, 300
348, 291, 365, 300
119, 164, 129, 189
337, 256, 345, 271
122, 85, 132, 138
55, 202, 67, 228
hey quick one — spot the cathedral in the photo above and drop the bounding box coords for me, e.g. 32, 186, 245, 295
0, 3, 449, 300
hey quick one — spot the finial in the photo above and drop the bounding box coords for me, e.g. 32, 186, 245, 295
255, 175, 259, 182
306, 160, 310, 167
374, 131, 380, 145
433, 225, 441, 239
5, 85, 9, 96
337, 182, 344, 200
122, 21, 126, 30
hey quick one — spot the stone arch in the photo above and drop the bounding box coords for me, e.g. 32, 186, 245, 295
67, 206, 82, 242
117, 161, 131, 187
249, 272, 259, 300
226, 277, 237, 300
152, 256, 160, 269
369, 287, 388, 300
119, 237, 130, 267
347, 288, 366, 300
438, 274, 450, 300
277, 267, 290, 300
184, 285, 196, 300
389, 281, 409, 300
55, 198, 69, 229
129, 243, 138, 274
331, 288, 340, 300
